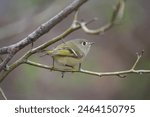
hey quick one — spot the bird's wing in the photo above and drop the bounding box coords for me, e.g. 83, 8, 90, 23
52, 47, 83, 58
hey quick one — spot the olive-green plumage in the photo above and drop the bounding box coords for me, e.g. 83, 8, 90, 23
43, 39, 94, 69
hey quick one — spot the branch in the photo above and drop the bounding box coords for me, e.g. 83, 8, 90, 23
81, 51, 150, 77
80, 0, 126, 34
24, 52, 150, 78
0, 87, 7, 100
131, 50, 144, 70
0, 0, 88, 72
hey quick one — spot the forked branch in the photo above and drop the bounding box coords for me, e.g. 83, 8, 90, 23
24, 51, 150, 78
80, 0, 126, 34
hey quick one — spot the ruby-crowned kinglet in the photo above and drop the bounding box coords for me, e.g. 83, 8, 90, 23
42, 39, 94, 70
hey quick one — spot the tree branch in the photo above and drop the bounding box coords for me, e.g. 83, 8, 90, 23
2, 50, 146, 80
131, 50, 144, 70
80, 0, 126, 34
0, 0, 88, 72
24, 53, 150, 78
0, 87, 7, 100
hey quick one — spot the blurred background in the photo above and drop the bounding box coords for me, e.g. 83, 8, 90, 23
0, 0, 150, 100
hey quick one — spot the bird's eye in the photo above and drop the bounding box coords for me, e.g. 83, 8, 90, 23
82, 41, 87, 46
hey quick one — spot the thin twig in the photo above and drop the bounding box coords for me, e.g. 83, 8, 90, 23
0, 87, 7, 100
25, 60, 150, 78
80, 0, 126, 34
131, 50, 144, 70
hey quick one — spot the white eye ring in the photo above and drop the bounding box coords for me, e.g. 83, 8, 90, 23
82, 41, 87, 46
